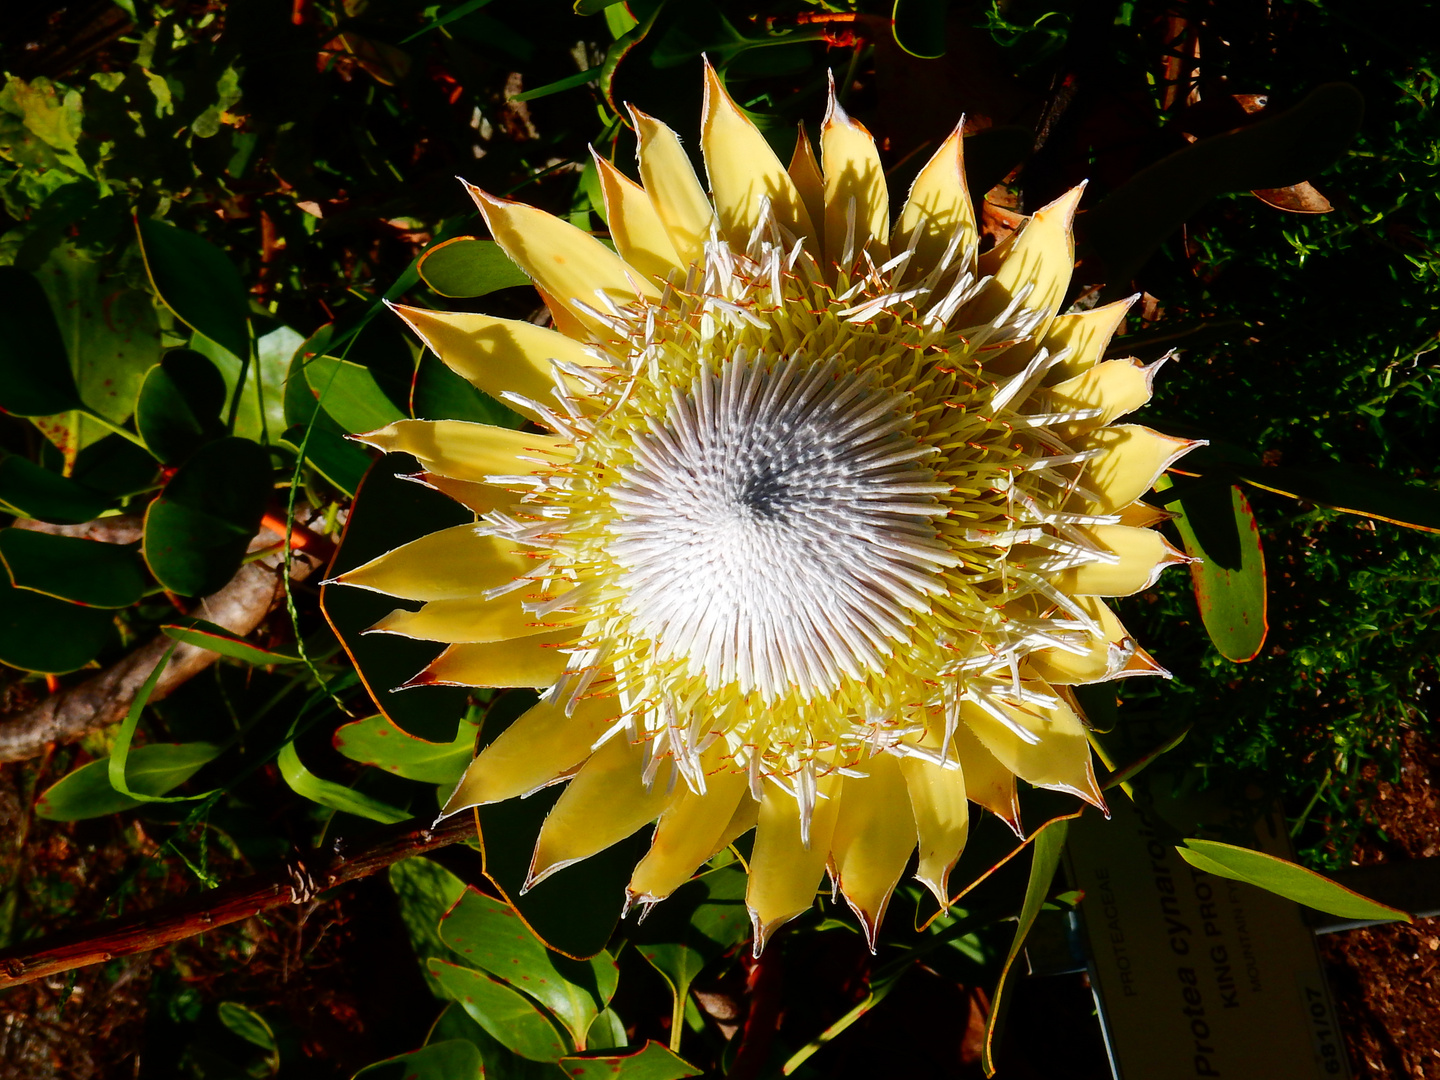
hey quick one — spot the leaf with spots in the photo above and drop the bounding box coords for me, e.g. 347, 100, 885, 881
389, 857, 468, 997
557, 1041, 700, 1080
439, 887, 618, 1049
428, 958, 572, 1062
353, 1039, 483, 1080
24, 244, 161, 470
333, 711, 478, 786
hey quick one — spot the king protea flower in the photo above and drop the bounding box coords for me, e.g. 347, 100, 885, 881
335, 66, 1194, 953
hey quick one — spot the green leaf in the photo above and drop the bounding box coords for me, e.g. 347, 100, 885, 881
1082, 84, 1365, 284
1176, 840, 1411, 922
218, 1001, 280, 1076
428, 958, 572, 1062
417, 239, 531, 298
440, 888, 618, 1047
1159, 477, 1268, 662
574, 0, 624, 14
354, 1040, 483, 1080
217, 1001, 278, 1051
35, 742, 223, 820
136, 215, 251, 361
135, 349, 228, 463
557, 1042, 700, 1080
0, 528, 144, 608
321, 454, 473, 742
279, 424, 372, 497
28, 243, 162, 470
0, 456, 112, 524
632, 865, 749, 1051
510, 68, 602, 103
0, 577, 116, 673
107, 643, 221, 805
892, 0, 949, 59
0, 265, 82, 416
389, 857, 469, 997
1238, 464, 1440, 534
189, 324, 297, 444
401, 0, 497, 43
333, 713, 477, 785
475, 772, 643, 960
982, 813, 1075, 1074
143, 436, 272, 596
161, 618, 305, 665
277, 740, 412, 824
305, 354, 407, 434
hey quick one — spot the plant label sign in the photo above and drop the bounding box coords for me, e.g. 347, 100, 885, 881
1067, 791, 1350, 1080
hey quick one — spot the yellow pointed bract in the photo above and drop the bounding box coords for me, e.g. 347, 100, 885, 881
335, 71, 1195, 952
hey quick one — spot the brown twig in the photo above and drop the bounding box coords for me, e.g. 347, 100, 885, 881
0, 813, 475, 990
0, 522, 327, 763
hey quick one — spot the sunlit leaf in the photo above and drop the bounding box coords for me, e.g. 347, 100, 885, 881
277, 740, 412, 824
35, 742, 223, 820
305, 354, 407, 434
161, 617, 305, 665
354, 1040, 483, 1080
1177, 839, 1410, 922
428, 958, 572, 1061
1157, 476, 1268, 661
333, 713, 477, 785
439, 887, 618, 1047
557, 1041, 700, 1080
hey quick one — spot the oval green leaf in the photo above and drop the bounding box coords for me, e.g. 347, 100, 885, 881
217, 1001, 279, 1053
35, 742, 223, 820
389, 857, 469, 996
354, 1040, 483, 1080
558, 1042, 700, 1080
1159, 476, 1268, 662
417, 238, 530, 298
142, 436, 272, 596
0, 578, 116, 673
428, 958, 572, 1062
304, 354, 407, 434
0, 528, 145, 608
1176, 839, 1411, 922
135, 215, 251, 361
276, 740, 412, 824
0, 456, 112, 525
135, 349, 228, 463
440, 887, 617, 1046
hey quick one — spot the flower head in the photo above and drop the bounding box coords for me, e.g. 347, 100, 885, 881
339, 66, 1195, 952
